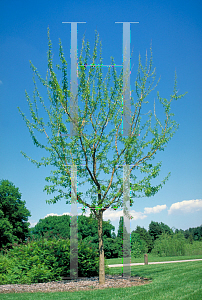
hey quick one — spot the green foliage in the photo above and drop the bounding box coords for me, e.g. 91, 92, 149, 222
77, 214, 115, 241
28, 214, 136, 260
28, 214, 70, 241
117, 216, 128, 239
27, 214, 115, 247
0, 238, 61, 284
131, 232, 148, 258
151, 232, 186, 257
133, 225, 153, 252
183, 225, 202, 241
187, 234, 194, 244
0, 179, 31, 250
0, 236, 110, 285
116, 216, 130, 257
78, 238, 110, 277
110, 218, 150, 259
71, 230, 118, 259
110, 236, 123, 258
184, 240, 202, 256
17, 26, 187, 282
148, 221, 173, 243
27, 216, 202, 261
18, 27, 187, 214
104, 236, 120, 258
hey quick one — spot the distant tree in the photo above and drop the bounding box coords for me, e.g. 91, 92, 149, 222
0, 179, 31, 250
111, 232, 116, 239
29, 214, 70, 241
131, 231, 148, 257
197, 225, 202, 241
148, 221, 173, 242
174, 228, 185, 236
116, 216, 130, 257
159, 222, 173, 235
117, 216, 128, 239
188, 234, 194, 244
78, 215, 97, 240
102, 218, 116, 239
193, 226, 202, 241
133, 225, 153, 252
29, 214, 115, 244
148, 221, 163, 241
80, 214, 117, 259
151, 232, 186, 257
79, 214, 115, 243
109, 235, 124, 258
184, 225, 202, 241
183, 229, 189, 240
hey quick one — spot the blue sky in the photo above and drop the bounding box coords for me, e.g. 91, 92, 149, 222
0, 0, 202, 236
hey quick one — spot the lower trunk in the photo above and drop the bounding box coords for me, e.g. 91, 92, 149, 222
98, 209, 105, 285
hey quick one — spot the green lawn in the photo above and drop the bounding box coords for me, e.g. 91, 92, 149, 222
1, 258, 202, 299
105, 254, 202, 265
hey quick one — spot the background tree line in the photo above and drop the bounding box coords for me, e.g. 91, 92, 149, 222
27, 215, 202, 258
1, 179, 202, 259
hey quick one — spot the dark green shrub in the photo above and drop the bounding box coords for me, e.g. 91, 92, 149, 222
78, 238, 110, 277
78, 234, 118, 260
107, 237, 120, 258
0, 236, 110, 284
0, 237, 62, 284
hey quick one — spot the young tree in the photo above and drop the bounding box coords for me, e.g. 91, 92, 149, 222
18, 27, 187, 284
0, 179, 31, 250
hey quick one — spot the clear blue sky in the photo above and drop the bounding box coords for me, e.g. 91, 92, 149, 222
0, 0, 201, 236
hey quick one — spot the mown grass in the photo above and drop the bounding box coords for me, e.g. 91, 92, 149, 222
105, 254, 202, 265
1, 258, 202, 299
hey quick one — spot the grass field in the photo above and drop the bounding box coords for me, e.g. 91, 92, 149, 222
105, 254, 202, 265
1, 256, 202, 299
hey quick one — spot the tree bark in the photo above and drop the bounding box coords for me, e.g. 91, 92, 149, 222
98, 209, 105, 285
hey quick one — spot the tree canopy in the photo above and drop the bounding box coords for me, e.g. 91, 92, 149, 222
29, 214, 115, 242
0, 179, 31, 250
133, 225, 153, 252
148, 221, 174, 241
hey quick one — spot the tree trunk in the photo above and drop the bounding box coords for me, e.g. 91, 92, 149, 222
98, 209, 105, 285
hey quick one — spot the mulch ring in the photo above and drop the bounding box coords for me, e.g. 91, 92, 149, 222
0, 275, 152, 294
